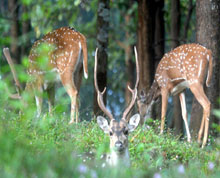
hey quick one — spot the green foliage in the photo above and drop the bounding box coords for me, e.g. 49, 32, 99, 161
0, 102, 219, 177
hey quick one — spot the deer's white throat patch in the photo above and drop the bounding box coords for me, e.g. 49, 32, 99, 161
107, 148, 130, 167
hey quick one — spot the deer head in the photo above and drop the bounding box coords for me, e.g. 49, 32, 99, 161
137, 81, 161, 125
94, 47, 140, 166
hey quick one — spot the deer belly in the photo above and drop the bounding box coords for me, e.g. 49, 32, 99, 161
171, 81, 189, 96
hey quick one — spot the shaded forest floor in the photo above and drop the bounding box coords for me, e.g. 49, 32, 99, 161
0, 106, 219, 178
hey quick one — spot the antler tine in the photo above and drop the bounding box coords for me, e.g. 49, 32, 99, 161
122, 46, 139, 121
94, 48, 114, 121
134, 46, 139, 89
3, 48, 22, 95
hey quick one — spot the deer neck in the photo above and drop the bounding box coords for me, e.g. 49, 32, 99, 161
145, 80, 160, 105
107, 147, 130, 167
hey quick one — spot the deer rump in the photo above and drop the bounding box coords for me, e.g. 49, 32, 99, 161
3, 27, 88, 123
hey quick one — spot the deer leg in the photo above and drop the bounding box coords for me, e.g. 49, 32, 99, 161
179, 92, 191, 142
160, 91, 168, 134
198, 114, 205, 144
60, 74, 79, 124
34, 84, 43, 118
75, 63, 83, 92
73, 65, 83, 120
69, 89, 79, 124
190, 84, 210, 148
47, 84, 55, 115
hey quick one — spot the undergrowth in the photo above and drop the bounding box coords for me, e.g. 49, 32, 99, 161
0, 81, 219, 177
0, 111, 219, 178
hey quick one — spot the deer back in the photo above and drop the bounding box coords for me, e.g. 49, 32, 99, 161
28, 27, 88, 78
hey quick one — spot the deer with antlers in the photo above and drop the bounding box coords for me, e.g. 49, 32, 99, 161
137, 43, 213, 148
94, 47, 140, 166
3, 27, 88, 124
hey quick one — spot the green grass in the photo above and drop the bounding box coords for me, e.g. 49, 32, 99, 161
0, 112, 219, 178
0, 84, 219, 177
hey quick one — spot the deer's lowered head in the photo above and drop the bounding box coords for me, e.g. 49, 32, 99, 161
137, 80, 160, 125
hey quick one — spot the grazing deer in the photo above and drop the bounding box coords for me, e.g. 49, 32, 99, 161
3, 27, 88, 124
94, 47, 140, 166
137, 43, 213, 148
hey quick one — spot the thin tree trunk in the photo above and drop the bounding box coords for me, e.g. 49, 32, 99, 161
190, 0, 220, 138
183, 0, 194, 40
94, 0, 110, 116
137, 0, 155, 92
170, 0, 183, 135
154, 0, 164, 65
8, 0, 20, 64
21, 4, 31, 57
152, 0, 164, 120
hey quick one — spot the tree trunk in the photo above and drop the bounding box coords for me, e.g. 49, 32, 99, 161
190, 0, 220, 138
152, 0, 164, 120
137, 0, 155, 92
21, 4, 31, 57
154, 0, 164, 65
8, 0, 20, 64
183, 0, 194, 40
170, 0, 183, 135
94, 0, 110, 116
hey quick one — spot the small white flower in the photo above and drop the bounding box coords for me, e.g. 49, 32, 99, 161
178, 164, 185, 174
77, 164, 88, 174
176, 155, 179, 159
102, 163, 106, 168
208, 162, 215, 170
153, 173, 162, 178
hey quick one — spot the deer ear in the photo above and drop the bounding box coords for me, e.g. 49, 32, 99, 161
128, 114, 140, 132
97, 116, 110, 134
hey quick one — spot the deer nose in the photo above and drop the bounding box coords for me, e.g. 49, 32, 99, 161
115, 141, 123, 148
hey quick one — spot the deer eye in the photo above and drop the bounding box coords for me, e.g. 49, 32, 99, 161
109, 131, 113, 136
124, 130, 128, 135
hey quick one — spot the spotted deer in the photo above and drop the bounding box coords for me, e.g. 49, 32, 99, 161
94, 47, 140, 166
3, 27, 88, 124
137, 43, 213, 148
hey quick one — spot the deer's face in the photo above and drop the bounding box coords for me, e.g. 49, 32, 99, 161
97, 114, 140, 153
137, 91, 149, 120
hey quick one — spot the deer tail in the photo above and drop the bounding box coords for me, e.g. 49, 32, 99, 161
81, 35, 88, 79
206, 50, 213, 87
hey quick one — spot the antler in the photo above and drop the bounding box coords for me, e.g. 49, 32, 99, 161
3, 48, 22, 96
122, 46, 139, 121
94, 48, 114, 120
